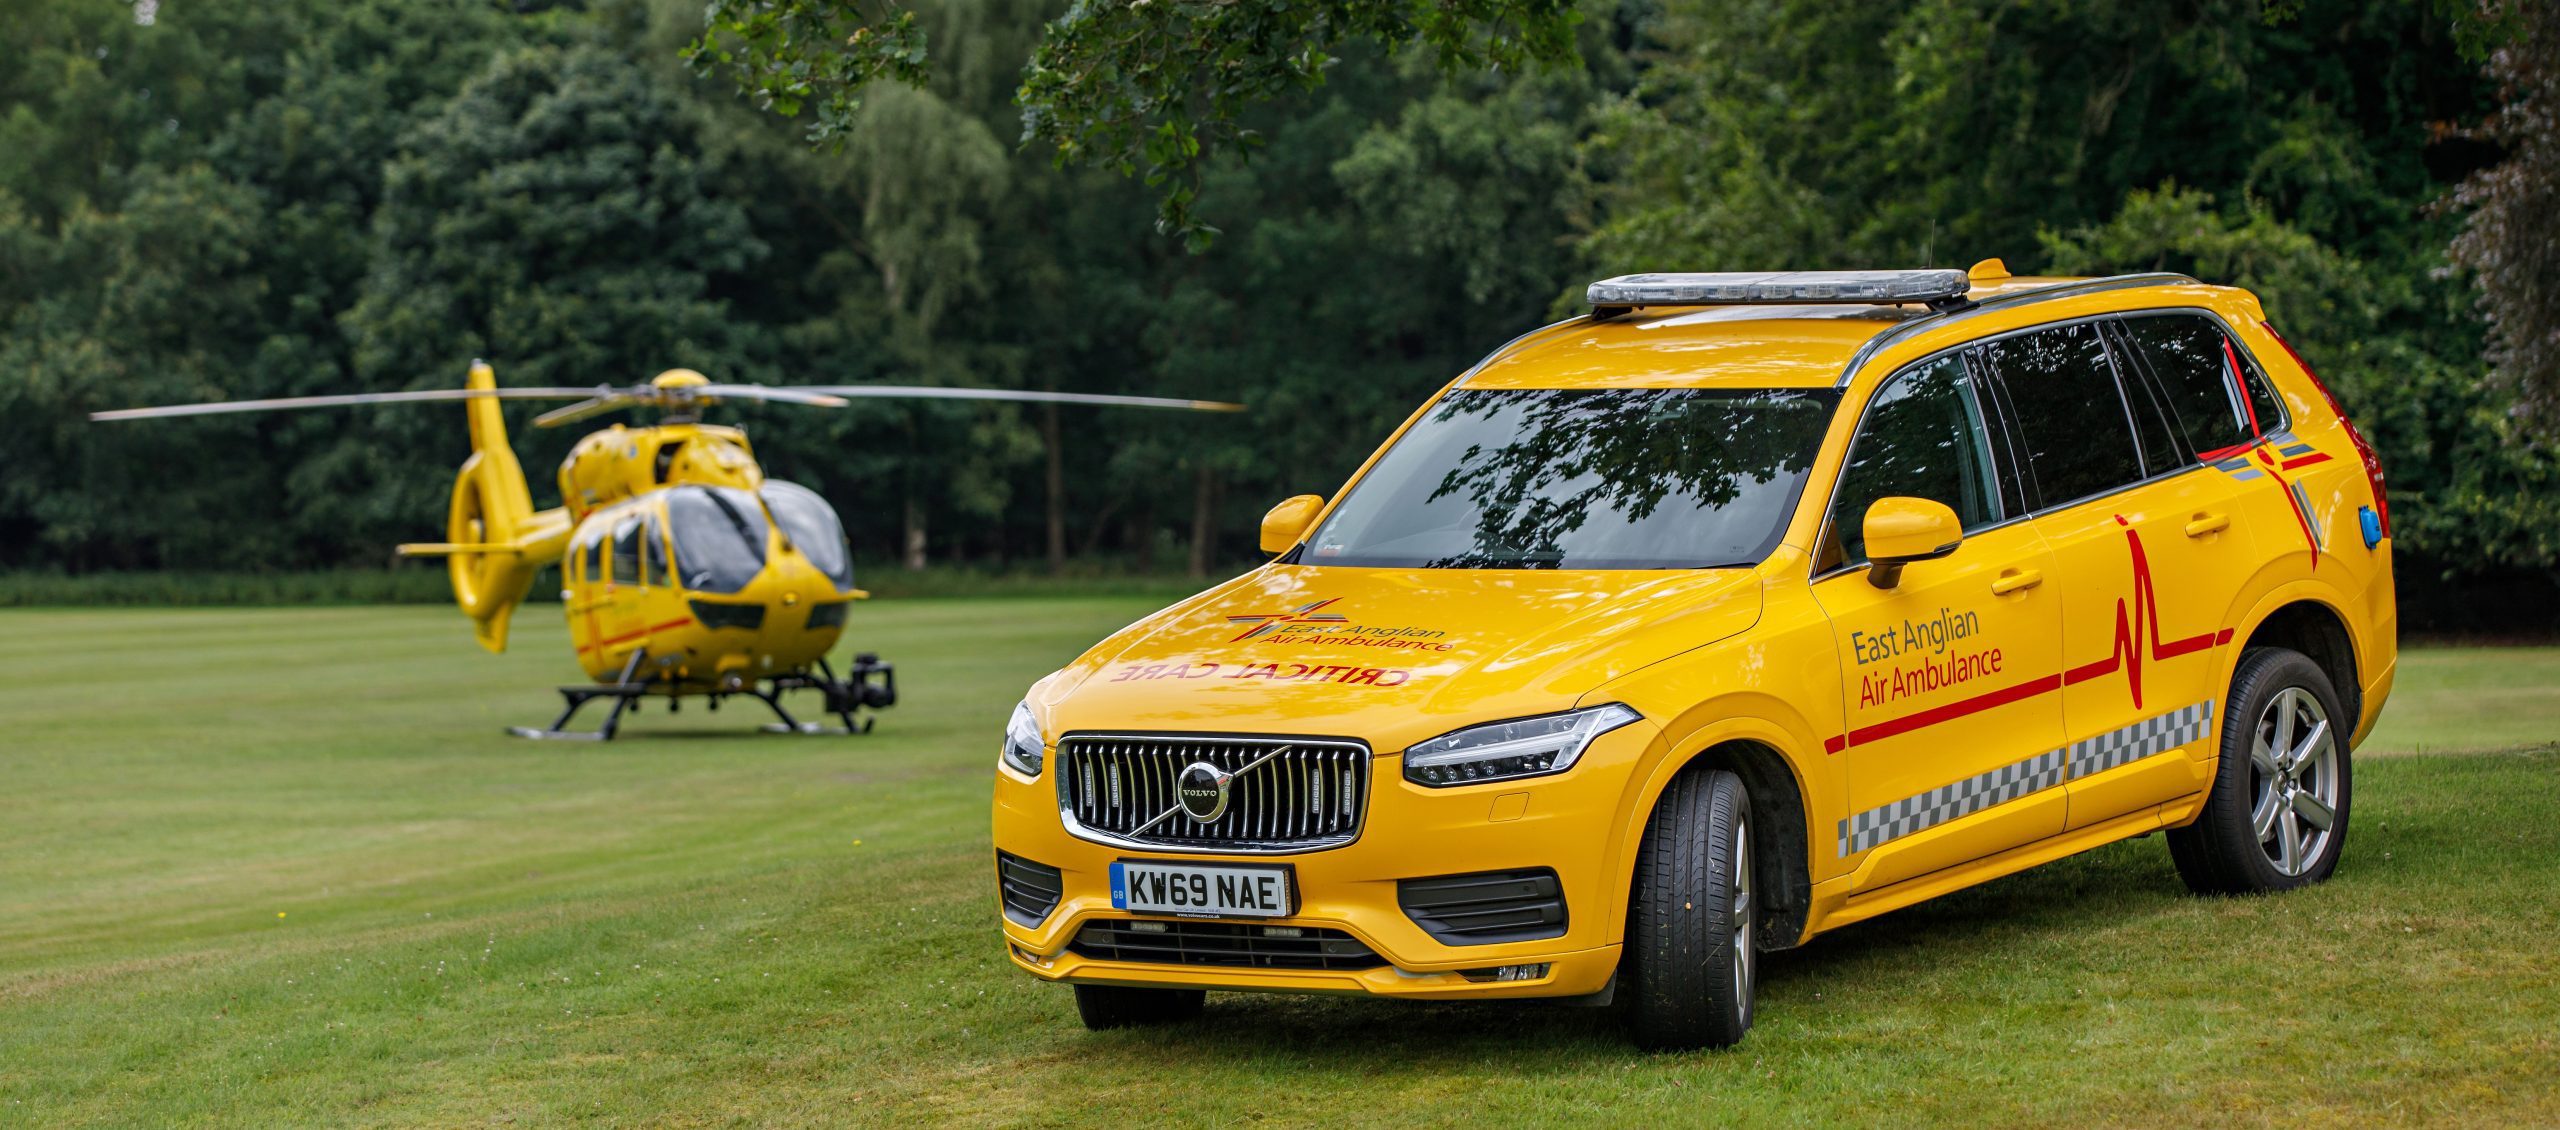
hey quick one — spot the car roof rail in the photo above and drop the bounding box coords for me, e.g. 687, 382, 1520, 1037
1830, 272, 2201, 388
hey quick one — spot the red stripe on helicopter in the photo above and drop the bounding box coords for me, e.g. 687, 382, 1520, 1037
577, 617, 695, 654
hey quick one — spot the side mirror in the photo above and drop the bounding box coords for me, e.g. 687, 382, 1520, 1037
1863, 497, 1963, 589
1259, 494, 1326, 555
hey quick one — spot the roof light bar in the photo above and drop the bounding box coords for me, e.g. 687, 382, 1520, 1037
1587, 270, 1973, 314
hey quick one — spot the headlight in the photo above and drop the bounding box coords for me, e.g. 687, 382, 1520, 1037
1000, 700, 1044, 777
1403, 704, 1642, 787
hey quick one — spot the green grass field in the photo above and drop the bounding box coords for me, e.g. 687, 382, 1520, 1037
2, 603, 2554, 1127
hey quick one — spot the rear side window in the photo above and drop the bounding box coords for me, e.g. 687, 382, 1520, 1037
1829, 355, 2005, 564
2240, 345, 2287, 434
1976, 321, 2146, 508
2114, 313, 2258, 456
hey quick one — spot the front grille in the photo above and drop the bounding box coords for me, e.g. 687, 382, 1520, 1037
995, 851, 1063, 927
1056, 735, 1370, 851
1398, 868, 1568, 945
1069, 919, 1384, 971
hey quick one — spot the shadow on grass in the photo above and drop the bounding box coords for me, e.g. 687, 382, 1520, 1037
1057, 834, 2201, 1068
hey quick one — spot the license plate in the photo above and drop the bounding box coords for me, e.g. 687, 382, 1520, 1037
1109, 860, 1294, 918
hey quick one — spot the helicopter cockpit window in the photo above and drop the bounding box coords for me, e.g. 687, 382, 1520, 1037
760, 480, 855, 592
610, 517, 644, 587
665, 485, 769, 594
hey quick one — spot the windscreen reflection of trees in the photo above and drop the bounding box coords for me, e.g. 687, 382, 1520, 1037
666, 487, 769, 593
1315, 390, 1831, 569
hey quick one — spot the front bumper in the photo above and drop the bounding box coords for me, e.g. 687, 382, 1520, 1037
989, 726, 1653, 1001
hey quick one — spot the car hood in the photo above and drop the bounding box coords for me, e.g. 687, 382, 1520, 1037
1035, 563, 1763, 752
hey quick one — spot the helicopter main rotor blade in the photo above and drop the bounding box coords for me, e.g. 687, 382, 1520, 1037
530, 396, 644, 429
696, 384, 853, 408
90, 387, 608, 422
794, 385, 1247, 412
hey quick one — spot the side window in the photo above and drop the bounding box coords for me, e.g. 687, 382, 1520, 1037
1978, 321, 2146, 508
2114, 313, 2258, 457
2238, 343, 2288, 435
1829, 355, 2004, 564
610, 517, 643, 587
641, 512, 669, 588
579, 531, 604, 586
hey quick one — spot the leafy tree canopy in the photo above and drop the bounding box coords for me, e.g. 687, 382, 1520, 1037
685, 0, 1581, 244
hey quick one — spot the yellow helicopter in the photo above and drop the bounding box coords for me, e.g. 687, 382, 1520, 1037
92, 363, 1243, 739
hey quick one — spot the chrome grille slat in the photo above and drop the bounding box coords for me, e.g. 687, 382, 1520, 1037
1055, 734, 1371, 853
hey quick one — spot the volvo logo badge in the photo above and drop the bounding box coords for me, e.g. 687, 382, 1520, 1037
1176, 761, 1233, 823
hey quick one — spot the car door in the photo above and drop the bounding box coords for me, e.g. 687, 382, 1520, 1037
1979, 317, 2251, 831
1813, 352, 2069, 892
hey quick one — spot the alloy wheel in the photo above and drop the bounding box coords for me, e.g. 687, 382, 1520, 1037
2248, 686, 2341, 877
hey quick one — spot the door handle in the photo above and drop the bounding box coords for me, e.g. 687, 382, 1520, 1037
2185, 512, 2231, 538
1991, 568, 2042, 596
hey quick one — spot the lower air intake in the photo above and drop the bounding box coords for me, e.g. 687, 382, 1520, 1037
996, 851, 1063, 927
1069, 919, 1383, 971
1397, 868, 1568, 945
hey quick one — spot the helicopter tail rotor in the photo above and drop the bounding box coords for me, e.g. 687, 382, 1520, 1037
397, 361, 570, 653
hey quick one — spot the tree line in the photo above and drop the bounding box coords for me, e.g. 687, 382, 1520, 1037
1, 0, 2550, 624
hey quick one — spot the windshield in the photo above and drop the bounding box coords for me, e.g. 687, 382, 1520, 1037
761, 480, 855, 592
665, 485, 769, 593
1303, 388, 1836, 569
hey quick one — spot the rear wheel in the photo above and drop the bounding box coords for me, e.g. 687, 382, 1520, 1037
1071, 984, 1205, 1030
1624, 768, 1755, 1050
2169, 647, 2353, 894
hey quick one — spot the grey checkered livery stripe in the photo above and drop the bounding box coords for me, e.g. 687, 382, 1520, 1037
1836, 748, 2065, 856
2279, 442, 2316, 456
2067, 700, 2214, 780
1835, 698, 2216, 856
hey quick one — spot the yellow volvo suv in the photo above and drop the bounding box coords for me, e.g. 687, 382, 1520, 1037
990, 262, 2396, 1048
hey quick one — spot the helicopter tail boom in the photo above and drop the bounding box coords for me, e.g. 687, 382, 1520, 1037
418, 361, 569, 653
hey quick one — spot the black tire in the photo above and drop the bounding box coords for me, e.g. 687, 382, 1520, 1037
1623, 767, 1755, 1050
2168, 647, 2353, 895
1071, 984, 1205, 1030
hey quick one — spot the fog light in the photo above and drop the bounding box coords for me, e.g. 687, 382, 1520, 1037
1010, 944, 1055, 969
1459, 963, 1551, 983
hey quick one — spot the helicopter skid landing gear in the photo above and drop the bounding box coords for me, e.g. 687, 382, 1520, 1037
508, 651, 650, 741
756, 654, 897, 735
504, 652, 897, 740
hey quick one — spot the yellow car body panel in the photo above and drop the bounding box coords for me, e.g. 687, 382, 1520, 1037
994, 273, 2397, 1003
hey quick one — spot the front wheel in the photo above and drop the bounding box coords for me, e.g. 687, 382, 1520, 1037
2168, 647, 2353, 894
1624, 768, 1755, 1050
1071, 984, 1205, 1030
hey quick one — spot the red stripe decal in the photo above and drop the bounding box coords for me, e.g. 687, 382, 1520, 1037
577, 616, 695, 654
2261, 462, 2321, 569
1827, 522, 2230, 753
1832, 674, 2064, 752
2281, 452, 2332, 470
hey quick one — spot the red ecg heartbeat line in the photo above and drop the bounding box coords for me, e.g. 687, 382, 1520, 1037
2060, 517, 2230, 710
